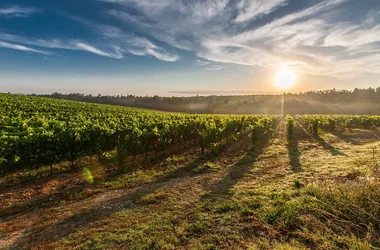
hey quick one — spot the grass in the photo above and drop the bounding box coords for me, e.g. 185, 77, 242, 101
293, 179, 304, 189
193, 162, 221, 173
1, 125, 380, 249
254, 181, 380, 249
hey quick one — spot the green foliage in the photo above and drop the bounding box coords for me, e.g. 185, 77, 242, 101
296, 114, 380, 134
328, 118, 336, 132
38, 88, 380, 115
285, 115, 294, 140
251, 117, 276, 145
0, 93, 280, 173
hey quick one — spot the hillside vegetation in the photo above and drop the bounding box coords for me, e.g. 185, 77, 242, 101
0, 93, 380, 249
0, 93, 277, 174
37, 88, 380, 114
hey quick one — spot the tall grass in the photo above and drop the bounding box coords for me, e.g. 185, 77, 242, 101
259, 180, 380, 249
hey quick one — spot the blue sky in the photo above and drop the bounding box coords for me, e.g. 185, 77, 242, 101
0, 0, 379, 96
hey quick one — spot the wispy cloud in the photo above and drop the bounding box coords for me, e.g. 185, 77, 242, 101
0, 41, 52, 55
0, 9, 178, 61
204, 65, 225, 71
234, 0, 288, 23
0, 32, 123, 59
0, 6, 40, 18
196, 60, 210, 66
74, 42, 124, 59
196, 59, 224, 71
100, 0, 380, 79
0, 28, 178, 61
2, 0, 379, 79
68, 15, 179, 61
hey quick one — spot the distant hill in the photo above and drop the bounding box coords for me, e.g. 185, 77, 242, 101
34, 88, 380, 114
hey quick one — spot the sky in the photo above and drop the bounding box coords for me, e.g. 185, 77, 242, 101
0, 0, 379, 96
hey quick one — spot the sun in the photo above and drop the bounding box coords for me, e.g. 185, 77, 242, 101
275, 68, 296, 89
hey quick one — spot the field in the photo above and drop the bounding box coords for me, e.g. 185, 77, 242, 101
1, 94, 380, 249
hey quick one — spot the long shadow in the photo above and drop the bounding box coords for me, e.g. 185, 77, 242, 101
5, 155, 203, 249
0, 139, 200, 191
0, 142, 204, 220
0, 164, 84, 191
315, 135, 347, 156
291, 120, 345, 167
287, 136, 302, 173
331, 129, 380, 146
6, 136, 252, 249
0, 151, 203, 220
0, 185, 91, 219
333, 131, 359, 145
204, 128, 275, 196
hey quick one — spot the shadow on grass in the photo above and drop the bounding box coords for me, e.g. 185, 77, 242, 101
0, 139, 200, 190
315, 135, 347, 156
205, 129, 275, 195
0, 142, 203, 220
331, 130, 380, 146
5, 155, 203, 249
5, 135, 253, 249
287, 136, 302, 173
0, 185, 98, 218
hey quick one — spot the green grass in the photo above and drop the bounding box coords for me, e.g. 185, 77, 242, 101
1, 125, 380, 249
193, 162, 221, 173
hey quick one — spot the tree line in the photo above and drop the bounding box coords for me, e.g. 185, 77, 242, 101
33, 87, 380, 114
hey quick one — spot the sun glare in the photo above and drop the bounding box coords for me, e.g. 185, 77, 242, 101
275, 68, 295, 89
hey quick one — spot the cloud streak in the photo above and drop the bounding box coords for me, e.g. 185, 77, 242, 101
0, 6, 39, 18
234, 0, 288, 22
196, 59, 224, 71
0, 27, 178, 61
0, 11, 179, 61
0, 41, 52, 55
67, 15, 179, 61
1, 0, 380, 80
100, 0, 380, 79
0, 33, 123, 59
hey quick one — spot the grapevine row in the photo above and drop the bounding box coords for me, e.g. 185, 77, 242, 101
0, 93, 278, 172
296, 115, 380, 135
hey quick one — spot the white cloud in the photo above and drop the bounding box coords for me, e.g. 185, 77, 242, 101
0, 6, 39, 17
0, 10, 179, 61
68, 15, 179, 61
0, 32, 123, 59
325, 24, 380, 47
74, 42, 124, 59
102, 0, 352, 69
100, 0, 380, 79
196, 59, 224, 71
234, 0, 288, 22
233, 0, 348, 44
204, 65, 225, 71
0, 41, 52, 55
198, 39, 278, 66
196, 60, 211, 66
2, 0, 380, 79
0, 29, 179, 61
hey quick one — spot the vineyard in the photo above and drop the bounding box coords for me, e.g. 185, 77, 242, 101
0, 93, 278, 173
1, 93, 380, 249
